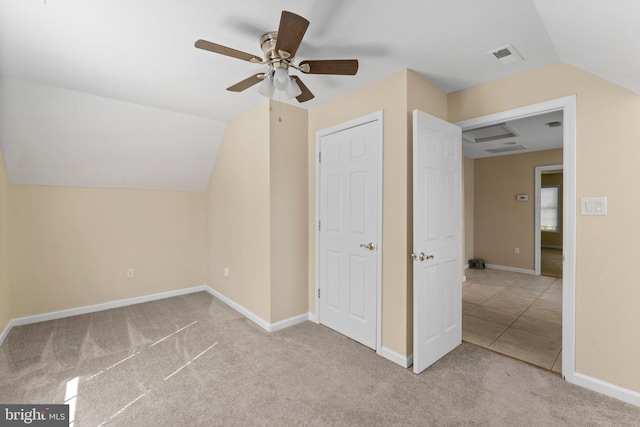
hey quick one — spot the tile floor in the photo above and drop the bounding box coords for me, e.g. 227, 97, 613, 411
462, 268, 562, 374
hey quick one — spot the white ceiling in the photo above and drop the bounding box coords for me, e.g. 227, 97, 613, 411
462, 111, 563, 159
0, 0, 638, 190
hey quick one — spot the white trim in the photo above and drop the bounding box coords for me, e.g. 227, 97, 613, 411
0, 285, 312, 347
269, 313, 309, 332
572, 373, 640, 408
380, 347, 414, 368
11, 285, 208, 327
204, 287, 309, 333
308, 312, 318, 323
314, 110, 384, 355
0, 285, 209, 346
0, 321, 11, 347
535, 164, 563, 276
485, 263, 536, 275
456, 95, 577, 384
205, 287, 271, 331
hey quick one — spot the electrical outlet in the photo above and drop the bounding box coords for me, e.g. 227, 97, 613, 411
514, 248, 520, 255
127, 268, 134, 278
223, 267, 229, 278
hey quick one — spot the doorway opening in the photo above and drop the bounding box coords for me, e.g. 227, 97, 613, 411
456, 96, 576, 381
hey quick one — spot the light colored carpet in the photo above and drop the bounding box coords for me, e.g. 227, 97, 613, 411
1, 291, 639, 426
541, 247, 563, 278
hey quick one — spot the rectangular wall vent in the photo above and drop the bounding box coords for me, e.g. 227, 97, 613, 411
487, 44, 524, 66
485, 145, 527, 154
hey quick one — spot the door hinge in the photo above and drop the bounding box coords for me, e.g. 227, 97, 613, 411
318, 289, 320, 298
319, 152, 321, 163
318, 221, 321, 231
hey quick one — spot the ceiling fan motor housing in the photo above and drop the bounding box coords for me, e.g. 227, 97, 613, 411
261, 32, 287, 64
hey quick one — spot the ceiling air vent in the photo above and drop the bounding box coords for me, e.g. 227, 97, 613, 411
485, 145, 527, 154
462, 123, 519, 143
487, 44, 524, 66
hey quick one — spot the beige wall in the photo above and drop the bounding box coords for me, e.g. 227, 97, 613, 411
474, 149, 562, 271
463, 157, 475, 264
0, 151, 9, 332
9, 186, 207, 319
449, 62, 640, 393
541, 172, 563, 247
207, 102, 272, 321
207, 101, 309, 324
308, 69, 448, 356
269, 102, 309, 323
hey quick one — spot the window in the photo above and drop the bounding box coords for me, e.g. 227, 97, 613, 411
541, 186, 559, 232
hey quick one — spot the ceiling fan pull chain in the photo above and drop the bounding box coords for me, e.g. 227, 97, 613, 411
278, 92, 283, 123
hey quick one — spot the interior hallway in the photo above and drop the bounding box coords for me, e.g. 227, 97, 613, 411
462, 268, 562, 373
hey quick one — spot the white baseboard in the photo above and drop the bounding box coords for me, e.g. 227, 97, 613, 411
0, 285, 209, 346
571, 373, 640, 407
486, 263, 536, 275
204, 286, 309, 333
0, 285, 312, 348
269, 313, 309, 332
204, 287, 272, 331
308, 312, 318, 324
380, 346, 413, 368
0, 321, 11, 348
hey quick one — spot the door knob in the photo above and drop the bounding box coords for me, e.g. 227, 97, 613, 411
411, 252, 434, 261
360, 243, 376, 251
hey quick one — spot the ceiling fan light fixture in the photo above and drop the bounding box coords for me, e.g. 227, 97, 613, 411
273, 67, 290, 91
258, 70, 275, 97
285, 76, 302, 99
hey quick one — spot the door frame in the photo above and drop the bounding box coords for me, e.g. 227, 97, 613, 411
314, 110, 384, 355
455, 95, 576, 382
535, 164, 564, 275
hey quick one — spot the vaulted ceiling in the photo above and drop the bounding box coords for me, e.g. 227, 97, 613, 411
1, 0, 638, 190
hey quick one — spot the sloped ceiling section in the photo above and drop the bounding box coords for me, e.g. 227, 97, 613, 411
0, 78, 226, 192
533, 0, 640, 94
0, 1, 639, 190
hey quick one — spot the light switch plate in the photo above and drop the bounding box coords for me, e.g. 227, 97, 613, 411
581, 197, 607, 215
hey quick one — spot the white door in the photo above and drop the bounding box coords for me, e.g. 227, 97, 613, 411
412, 109, 462, 374
318, 119, 380, 349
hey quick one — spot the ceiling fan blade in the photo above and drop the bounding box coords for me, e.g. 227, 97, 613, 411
292, 76, 314, 102
299, 59, 359, 75
226, 73, 264, 92
274, 11, 309, 59
195, 39, 262, 63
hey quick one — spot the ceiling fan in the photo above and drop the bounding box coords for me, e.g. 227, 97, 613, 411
195, 10, 359, 103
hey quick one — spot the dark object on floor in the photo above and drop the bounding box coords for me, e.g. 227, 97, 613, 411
469, 258, 485, 269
